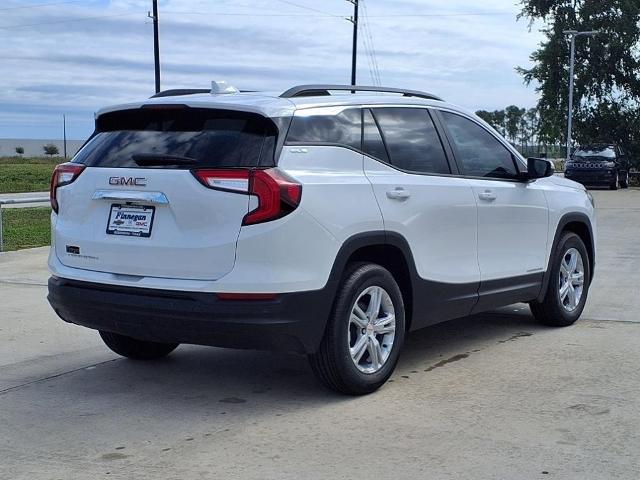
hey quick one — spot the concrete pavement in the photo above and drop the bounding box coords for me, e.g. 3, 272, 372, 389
1, 190, 639, 479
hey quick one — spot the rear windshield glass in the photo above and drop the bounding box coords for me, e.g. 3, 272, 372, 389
574, 146, 616, 159
72, 107, 278, 168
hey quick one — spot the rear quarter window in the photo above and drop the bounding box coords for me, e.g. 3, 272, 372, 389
73, 107, 278, 168
285, 108, 362, 150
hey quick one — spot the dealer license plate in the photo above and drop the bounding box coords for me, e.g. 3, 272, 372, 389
106, 204, 155, 237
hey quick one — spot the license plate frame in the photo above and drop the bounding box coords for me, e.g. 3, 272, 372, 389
106, 204, 155, 238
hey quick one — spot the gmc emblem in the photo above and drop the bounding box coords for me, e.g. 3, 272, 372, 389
109, 177, 147, 187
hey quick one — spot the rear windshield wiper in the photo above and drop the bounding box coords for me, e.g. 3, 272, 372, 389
132, 154, 198, 166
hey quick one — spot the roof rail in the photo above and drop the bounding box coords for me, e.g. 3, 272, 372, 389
150, 89, 210, 98
280, 84, 443, 101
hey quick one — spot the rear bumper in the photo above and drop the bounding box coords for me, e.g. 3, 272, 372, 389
47, 276, 333, 354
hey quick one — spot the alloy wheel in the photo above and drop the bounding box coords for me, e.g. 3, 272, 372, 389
348, 286, 396, 374
558, 248, 585, 312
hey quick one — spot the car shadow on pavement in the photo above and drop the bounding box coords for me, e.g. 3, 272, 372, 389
6, 305, 549, 410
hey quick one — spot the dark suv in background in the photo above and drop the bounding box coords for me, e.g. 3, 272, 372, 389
564, 144, 631, 190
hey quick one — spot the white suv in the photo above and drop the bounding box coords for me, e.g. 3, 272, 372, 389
47, 84, 596, 395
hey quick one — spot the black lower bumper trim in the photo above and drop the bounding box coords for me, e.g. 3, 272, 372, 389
47, 277, 333, 354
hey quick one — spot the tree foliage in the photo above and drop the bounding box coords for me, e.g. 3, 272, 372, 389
518, 0, 640, 161
43, 143, 59, 157
15, 146, 24, 155
476, 106, 540, 150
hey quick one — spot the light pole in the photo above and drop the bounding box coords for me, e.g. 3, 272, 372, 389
347, 0, 359, 86
148, 0, 161, 94
63, 114, 67, 160
563, 30, 599, 161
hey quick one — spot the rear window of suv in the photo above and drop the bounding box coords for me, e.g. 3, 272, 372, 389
72, 107, 278, 168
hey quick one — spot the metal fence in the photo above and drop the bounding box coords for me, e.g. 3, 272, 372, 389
0, 197, 49, 252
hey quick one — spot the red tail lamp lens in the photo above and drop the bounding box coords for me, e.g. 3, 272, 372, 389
50, 163, 85, 213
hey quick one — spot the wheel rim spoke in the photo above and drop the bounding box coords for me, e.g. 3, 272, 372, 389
567, 285, 576, 308
373, 314, 395, 334
350, 335, 368, 364
351, 306, 368, 328
367, 336, 382, 371
366, 287, 382, 322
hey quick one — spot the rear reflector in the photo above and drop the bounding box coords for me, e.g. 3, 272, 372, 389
50, 163, 85, 213
216, 293, 278, 301
192, 168, 302, 225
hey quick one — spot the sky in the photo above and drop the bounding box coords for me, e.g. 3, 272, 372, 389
0, 0, 546, 140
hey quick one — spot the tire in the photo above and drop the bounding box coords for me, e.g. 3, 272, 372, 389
99, 331, 179, 360
529, 232, 590, 327
610, 171, 619, 190
620, 171, 629, 189
309, 263, 406, 395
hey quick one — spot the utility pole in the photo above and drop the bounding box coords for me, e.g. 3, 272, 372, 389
63, 114, 67, 160
347, 0, 359, 86
149, 0, 161, 94
563, 30, 599, 162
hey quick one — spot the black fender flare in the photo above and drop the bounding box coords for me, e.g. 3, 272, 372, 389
538, 212, 595, 302
325, 231, 419, 290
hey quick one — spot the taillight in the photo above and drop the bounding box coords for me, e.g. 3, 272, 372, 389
192, 168, 302, 225
50, 163, 85, 213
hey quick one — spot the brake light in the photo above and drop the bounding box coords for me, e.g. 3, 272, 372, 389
50, 163, 85, 213
192, 168, 302, 225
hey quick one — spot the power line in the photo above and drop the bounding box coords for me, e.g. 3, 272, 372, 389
272, 0, 342, 18
0, 12, 140, 30
0, 0, 83, 11
360, 0, 381, 86
367, 12, 513, 17
162, 11, 337, 18
0, 8, 514, 30
359, 10, 378, 85
143, 10, 514, 19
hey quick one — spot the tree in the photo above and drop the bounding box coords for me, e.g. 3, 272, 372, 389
518, 0, 640, 162
476, 109, 508, 136
43, 143, 59, 157
15, 146, 24, 156
505, 105, 526, 144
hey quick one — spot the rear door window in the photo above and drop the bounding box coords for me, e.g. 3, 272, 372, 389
362, 109, 389, 163
73, 107, 278, 168
372, 107, 450, 174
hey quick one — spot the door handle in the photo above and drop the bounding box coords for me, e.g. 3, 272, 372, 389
478, 190, 497, 202
386, 188, 411, 200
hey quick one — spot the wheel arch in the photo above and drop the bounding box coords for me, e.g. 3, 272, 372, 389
327, 231, 417, 331
538, 213, 595, 302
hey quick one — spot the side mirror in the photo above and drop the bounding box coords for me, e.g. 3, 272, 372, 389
523, 157, 555, 180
